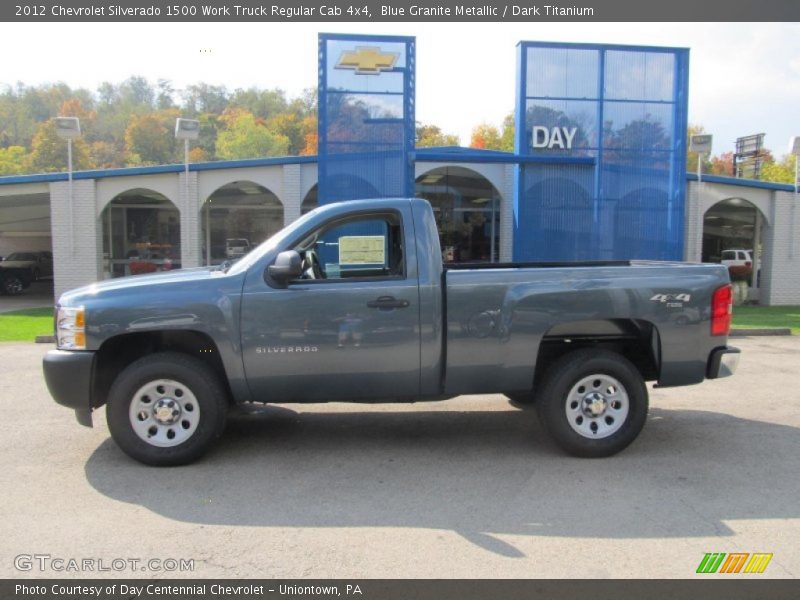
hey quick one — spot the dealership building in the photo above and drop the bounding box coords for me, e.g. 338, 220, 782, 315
0, 36, 798, 304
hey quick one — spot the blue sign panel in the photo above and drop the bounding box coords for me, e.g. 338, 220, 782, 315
515, 42, 689, 261
318, 33, 415, 204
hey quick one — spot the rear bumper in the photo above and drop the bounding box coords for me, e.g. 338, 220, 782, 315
43, 349, 95, 427
707, 346, 740, 379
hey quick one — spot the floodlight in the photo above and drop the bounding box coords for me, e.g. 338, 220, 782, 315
175, 118, 200, 140
690, 134, 712, 154
55, 117, 81, 140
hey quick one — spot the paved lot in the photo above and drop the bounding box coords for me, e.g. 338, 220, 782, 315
0, 337, 798, 579
0, 280, 54, 313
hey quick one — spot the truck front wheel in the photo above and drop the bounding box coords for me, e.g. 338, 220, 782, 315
106, 352, 228, 466
535, 349, 648, 457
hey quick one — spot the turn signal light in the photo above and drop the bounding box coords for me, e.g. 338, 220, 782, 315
711, 284, 732, 336
56, 306, 86, 350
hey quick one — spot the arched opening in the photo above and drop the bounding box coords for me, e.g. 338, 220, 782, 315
200, 181, 284, 265
101, 188, 180, 278
302, 185, 318, 215
703, 198, 766, 295
415, 166, 501, 263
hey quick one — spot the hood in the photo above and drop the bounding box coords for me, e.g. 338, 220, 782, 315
59, 267, 230, 305
0, 260, 34, 269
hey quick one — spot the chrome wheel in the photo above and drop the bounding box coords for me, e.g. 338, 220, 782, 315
565, 374, 629, 439
128, 378, 200, 447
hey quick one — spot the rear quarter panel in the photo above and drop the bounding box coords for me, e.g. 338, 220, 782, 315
443, 262, 730, 395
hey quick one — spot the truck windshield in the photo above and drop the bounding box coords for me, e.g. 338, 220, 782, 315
226, 208, 321, 276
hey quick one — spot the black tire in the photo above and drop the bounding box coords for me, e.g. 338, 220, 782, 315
106, 352, 228, 466
535, 349, 648, 457
1, 275, 25, 296
504, 392, 536, 409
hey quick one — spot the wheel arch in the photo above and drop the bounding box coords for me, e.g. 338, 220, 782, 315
92, 330, 233, 409
532, 318, 661, 393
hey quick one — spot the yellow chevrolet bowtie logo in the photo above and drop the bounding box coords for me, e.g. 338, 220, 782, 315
336, 46, 399, 75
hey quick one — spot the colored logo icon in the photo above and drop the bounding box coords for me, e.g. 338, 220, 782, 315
696, 553, 773, 574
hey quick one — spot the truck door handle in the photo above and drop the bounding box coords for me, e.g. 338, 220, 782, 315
367, 296, 409, 310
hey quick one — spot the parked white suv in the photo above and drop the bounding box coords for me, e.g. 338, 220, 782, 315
720, 249, 753, 278
225, 238, 251, 260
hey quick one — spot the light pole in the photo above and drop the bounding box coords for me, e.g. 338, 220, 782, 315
690, 133, 713, 183
174, 118, 201, 263
55, 117, 81, 256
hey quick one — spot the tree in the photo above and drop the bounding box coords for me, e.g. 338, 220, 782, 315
300, 131, 318, 156
118, 76, 155, 109
499, 113, 515, 152
470, 123, 502, 150
183, 83, 229, 115
155, 79, 176, 110
27, 119, 90, 173
761, 154, 795, 184
298, 115, 317, 156
230, 87, 288, 120
0, 146, 26, 175
266, 112, 306, 155
188, 147, 208, 162
709, 151, 734, 176
124, 112, 177, 165
415, 124, 459, 147
215, 109, 290, 160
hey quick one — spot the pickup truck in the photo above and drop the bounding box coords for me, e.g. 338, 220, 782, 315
43, 198, 740, 466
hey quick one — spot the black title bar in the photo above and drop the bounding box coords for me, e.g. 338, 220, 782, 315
3, 579, 800, 600
3, 0, 800, 22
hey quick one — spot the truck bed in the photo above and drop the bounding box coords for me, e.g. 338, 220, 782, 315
442, 260, 729, 395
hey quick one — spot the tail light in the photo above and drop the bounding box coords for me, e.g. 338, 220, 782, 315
745, 261, 752, 268
711, 284, 732, 336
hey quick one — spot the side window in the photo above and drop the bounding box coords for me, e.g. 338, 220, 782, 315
293, 213, 404, 281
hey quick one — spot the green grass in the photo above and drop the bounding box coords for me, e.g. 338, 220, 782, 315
732, 305, 800, 335
0, 307, 53, 341
0, 304, 796, 342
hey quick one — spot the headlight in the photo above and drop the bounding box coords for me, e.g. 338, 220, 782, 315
56, 306, 86, 350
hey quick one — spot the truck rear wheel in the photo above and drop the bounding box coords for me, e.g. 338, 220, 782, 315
535, 349, 648, 457
106, 352, 227, 466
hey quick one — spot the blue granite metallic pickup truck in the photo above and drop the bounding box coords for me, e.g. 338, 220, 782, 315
43, 198, 739, 465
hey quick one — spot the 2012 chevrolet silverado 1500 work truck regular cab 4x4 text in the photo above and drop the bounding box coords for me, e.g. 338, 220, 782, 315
43, 198, 740, 465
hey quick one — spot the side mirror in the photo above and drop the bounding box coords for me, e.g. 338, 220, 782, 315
268, 250, 303, 285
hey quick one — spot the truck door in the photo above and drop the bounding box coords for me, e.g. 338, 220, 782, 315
240, 208, 421, 402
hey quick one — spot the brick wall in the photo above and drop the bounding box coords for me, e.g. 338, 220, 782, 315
762, 191, 800, 305
500, 164, 514, 262
282, 164, 302, 225
49, 179, 102, 299
178, 172, 200, 268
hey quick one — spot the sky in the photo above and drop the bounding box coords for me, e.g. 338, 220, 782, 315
1, 21, 798, 156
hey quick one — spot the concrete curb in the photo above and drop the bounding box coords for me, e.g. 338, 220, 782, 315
34, 335, 55, 344
730, 328, 792, 337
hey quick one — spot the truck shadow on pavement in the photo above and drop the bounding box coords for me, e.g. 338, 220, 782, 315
84, 403, 800, 558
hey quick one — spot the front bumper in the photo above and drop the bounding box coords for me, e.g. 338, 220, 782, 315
43, 349, 95, 427
707, 346, 740, 379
